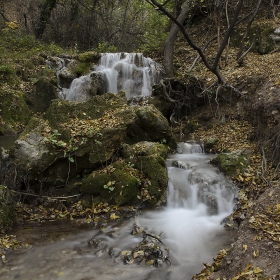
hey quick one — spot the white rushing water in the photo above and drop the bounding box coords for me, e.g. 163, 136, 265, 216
59, 53, 163, 101
1, 142, 237, 280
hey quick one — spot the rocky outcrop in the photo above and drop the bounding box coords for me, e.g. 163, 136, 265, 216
2, 92, 176, 206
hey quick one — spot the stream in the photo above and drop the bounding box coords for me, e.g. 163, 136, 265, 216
0, 141, 237, 280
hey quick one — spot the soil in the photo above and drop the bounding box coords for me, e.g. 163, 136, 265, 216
211, 186, 280, 280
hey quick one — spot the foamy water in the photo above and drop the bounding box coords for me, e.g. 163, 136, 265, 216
1, 142, 237, 280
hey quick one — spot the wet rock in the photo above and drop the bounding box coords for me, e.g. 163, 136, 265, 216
58, 67, 76, 88
171, 160, 189, 169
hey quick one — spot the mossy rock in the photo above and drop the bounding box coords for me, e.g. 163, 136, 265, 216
134, 154, 168, 199
121, 141, 169, 202
72, 52, 101, 76
80, 160, 141, 205
78, 51, 101, 64
128, 105, 177, 149
0, 185, 15, 232
204, 138, 219, 153
210, 149, 251, 177
183, 121, 200, 135
121, 141, 169, 159
25, 77, 59, 113
12, 92, 136, 182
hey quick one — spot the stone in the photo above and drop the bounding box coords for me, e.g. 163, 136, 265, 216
131, 105, 177, 149
26, 77, 59, 113
81, 160, 141, 205
210, 149, 251, 177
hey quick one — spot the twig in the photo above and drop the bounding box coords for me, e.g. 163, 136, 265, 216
11, 190, 80, 200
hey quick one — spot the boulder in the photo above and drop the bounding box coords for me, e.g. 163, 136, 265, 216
120, 141, 169, 203
210, 149, 251, 177
126, 105, 177, 149
0, 185, 15, 232
26, 77, 59, 113
81, 160, 141, 205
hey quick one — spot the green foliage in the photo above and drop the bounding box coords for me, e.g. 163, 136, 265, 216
0, 27, 64, 60
135, 1, 169, 53
103, 181, 116, 192
94, 42, 118, 53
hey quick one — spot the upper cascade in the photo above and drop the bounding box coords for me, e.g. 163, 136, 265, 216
49, 53, 164, 102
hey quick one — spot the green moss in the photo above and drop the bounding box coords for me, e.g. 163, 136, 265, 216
78, 51, 100, 64
120, 141, 169, 202
71, 62, 91, 76
81, 160, 141, 205
183, 121, 200, 135
134, 155, 168, 199
19, 117, 42, 137
204, 138, 218, 153
211, 150, 250, 177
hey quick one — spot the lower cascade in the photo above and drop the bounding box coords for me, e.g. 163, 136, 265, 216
52, 53, 163, 102
2, 142, 237, 280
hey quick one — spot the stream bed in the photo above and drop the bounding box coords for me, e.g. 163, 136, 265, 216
0, 142, 237, 280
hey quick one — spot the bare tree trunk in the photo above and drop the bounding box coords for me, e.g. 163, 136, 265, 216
163, 1, 190, 77
147, 0, 244, 85
35, 0, 57, 40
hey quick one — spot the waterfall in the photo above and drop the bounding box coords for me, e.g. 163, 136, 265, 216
2, 142, 237, 280
58, 53, 163, 102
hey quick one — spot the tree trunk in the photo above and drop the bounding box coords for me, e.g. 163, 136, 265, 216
35, 0, 57, 40
163, 1, 190, 78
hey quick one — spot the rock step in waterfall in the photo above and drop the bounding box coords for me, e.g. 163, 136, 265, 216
47, 53, 164, 102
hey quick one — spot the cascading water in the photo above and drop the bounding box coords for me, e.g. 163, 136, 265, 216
54, 53, 163, 102
1, 142, 237, 280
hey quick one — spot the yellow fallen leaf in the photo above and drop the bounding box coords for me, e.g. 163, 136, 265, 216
253, 250, 259, 258
245, 263, 253, 270
253, 267, 263, 274
243, 244, 248, 251
110, 213, 120, 220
